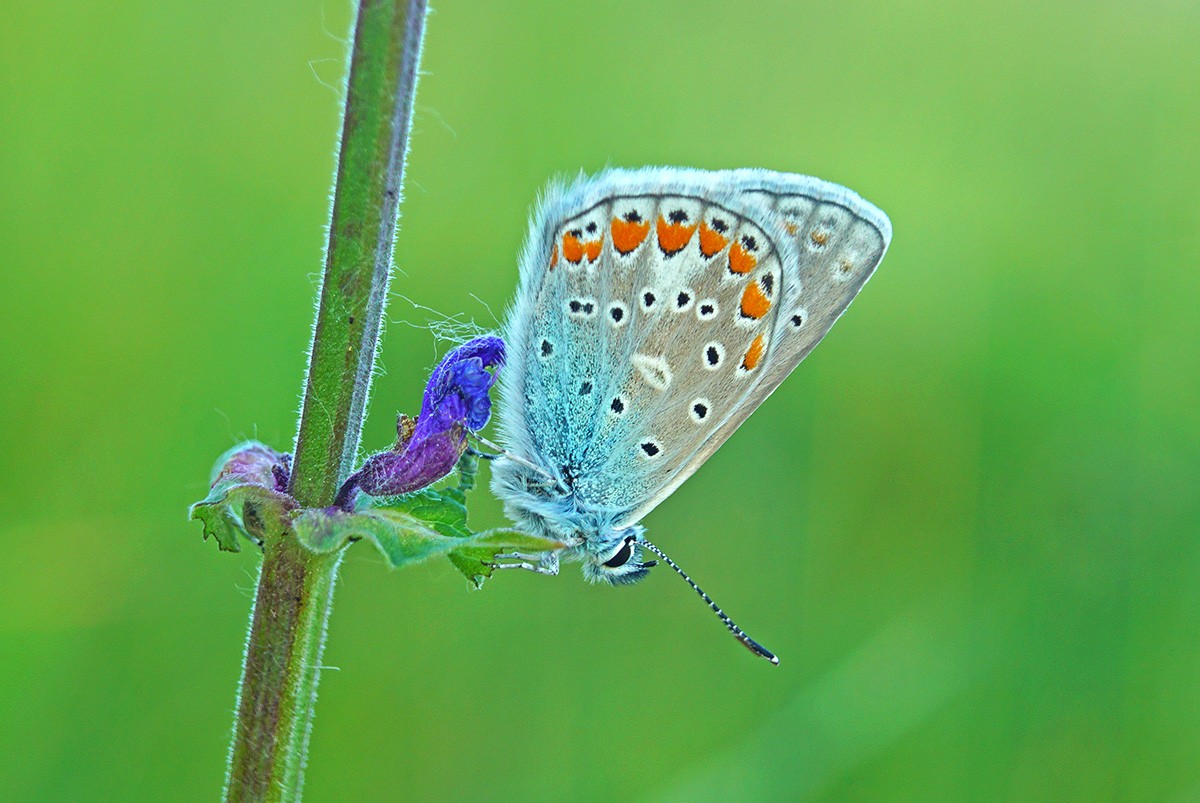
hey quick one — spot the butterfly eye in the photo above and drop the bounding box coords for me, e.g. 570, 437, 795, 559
602, 537, 636, 568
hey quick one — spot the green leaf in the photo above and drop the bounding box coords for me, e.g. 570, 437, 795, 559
445, 528, 563, 589
190, 497, 243, 552
292, 507, 563, 571
368, 451, 548, 586
382, 487, 470, 538
368, 449, 480, 532
190, 441, 296, 551
190, 483, 295, 552
446, 548, 496, 589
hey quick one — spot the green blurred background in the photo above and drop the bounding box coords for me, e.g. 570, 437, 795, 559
2, 0, 1198, 799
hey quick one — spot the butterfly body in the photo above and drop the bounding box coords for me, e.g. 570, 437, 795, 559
492, 168, 891, 588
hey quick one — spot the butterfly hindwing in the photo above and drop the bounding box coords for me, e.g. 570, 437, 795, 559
602, 171, 892, 527
496, 168, 890, 531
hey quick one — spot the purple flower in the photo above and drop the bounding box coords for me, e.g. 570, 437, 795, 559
209, 441, 292, 493
336, 336, 505, 509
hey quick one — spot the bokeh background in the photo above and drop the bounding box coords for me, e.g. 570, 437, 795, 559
2, 0, 1198, 799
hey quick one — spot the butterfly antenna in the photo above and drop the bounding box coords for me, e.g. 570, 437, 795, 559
638, 537, 779, 665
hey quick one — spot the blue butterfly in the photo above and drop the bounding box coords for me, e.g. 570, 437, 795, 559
487, 168, 891, 662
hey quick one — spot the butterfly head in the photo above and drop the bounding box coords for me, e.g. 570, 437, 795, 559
581, 528, 657, 586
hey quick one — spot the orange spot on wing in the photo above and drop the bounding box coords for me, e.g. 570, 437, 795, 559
656, 216, 697, 255
810, 229, 828, 246
740, 281, 772, 319
728, 240, 757, 274
562, 232, 585, 264
611, 217, 650, 254
699, 221, 728, 257
549, 244, 559, 270
741, 334, 766, 371
584, 238, 602, 262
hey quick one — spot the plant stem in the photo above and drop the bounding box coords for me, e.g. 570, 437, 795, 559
225, 539, 343, 800
290, 0, 428, 508
224, 1, 428, 799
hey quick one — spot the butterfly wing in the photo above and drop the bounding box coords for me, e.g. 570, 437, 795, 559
733, 170, 892, 392
612, 171, 892, 526
495, 168, 890, 533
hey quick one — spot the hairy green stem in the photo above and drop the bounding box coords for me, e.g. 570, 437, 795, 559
290, 0, 428, 507
224, 1, 428, 799
225, 540, 343, 800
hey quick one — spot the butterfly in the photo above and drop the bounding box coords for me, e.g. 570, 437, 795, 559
485, 168, 891, 662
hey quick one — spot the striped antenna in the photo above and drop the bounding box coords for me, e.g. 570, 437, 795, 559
639, 537, 779, 665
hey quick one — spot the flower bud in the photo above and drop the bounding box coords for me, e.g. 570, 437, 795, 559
336, 336, 504, 508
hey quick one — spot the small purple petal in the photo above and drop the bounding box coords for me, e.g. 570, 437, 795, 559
348, 427, 467, 501
416, 336, 504, 440
211, 442, 290, 491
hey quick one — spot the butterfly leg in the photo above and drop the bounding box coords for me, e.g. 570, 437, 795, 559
487, 550, 560, 576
